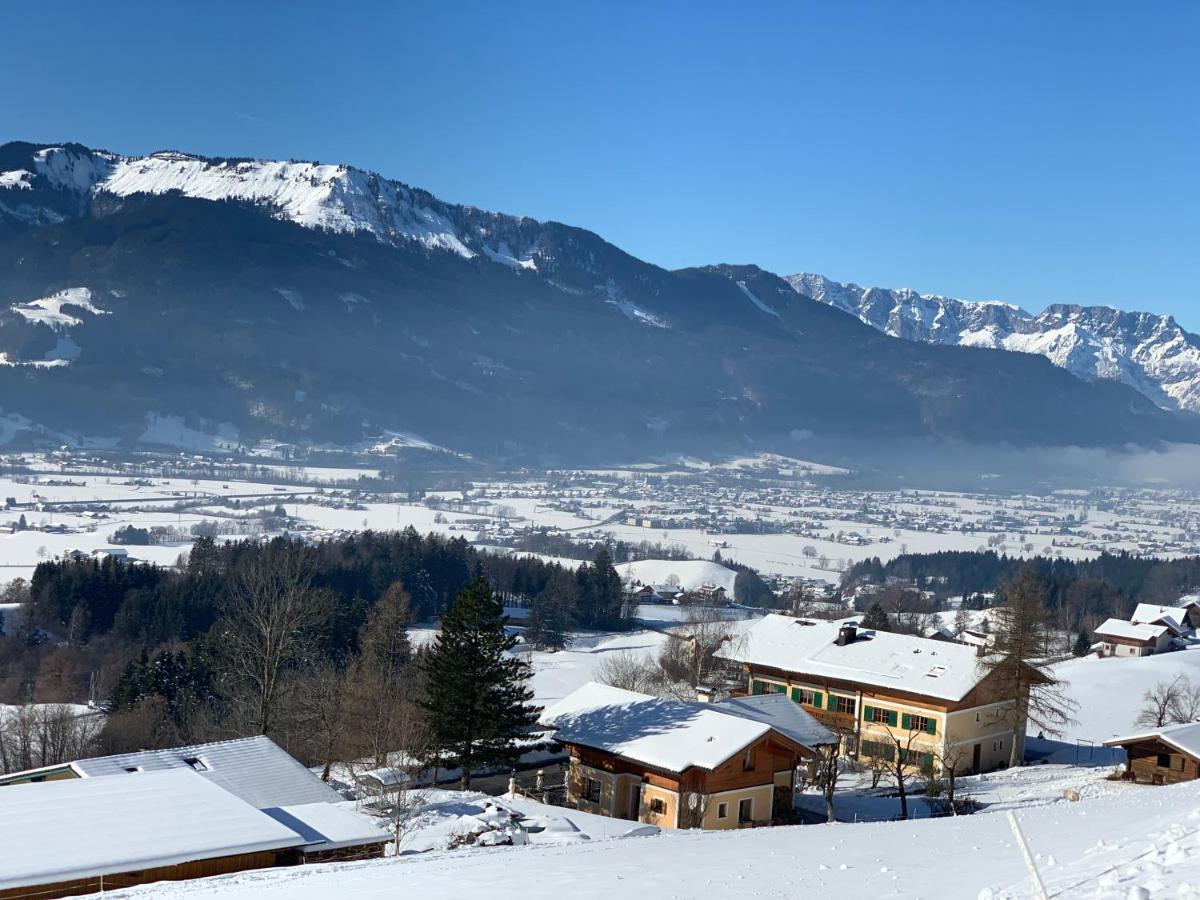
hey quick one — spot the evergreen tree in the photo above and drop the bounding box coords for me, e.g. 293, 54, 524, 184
1072, 629, 1092, 657
861, 602, 890, 631
421, 576, 540, 788
525, 573, 574, 652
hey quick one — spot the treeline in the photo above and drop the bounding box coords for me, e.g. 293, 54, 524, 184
843, 550, 1200, 630
0, 529, 642, 772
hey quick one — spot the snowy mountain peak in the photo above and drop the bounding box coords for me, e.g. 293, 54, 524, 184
787, 272, 1200, 413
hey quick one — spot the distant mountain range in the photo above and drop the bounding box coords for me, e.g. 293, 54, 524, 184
787, 273, 1200, 414
0, 140, 1197, 463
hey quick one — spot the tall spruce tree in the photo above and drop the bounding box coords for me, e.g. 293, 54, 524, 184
861, 602, 891, 631
421, 576, 540, 788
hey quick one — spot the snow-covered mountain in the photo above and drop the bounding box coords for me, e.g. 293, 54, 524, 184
788, 272, 1200, 413
1, 139, 1198, 460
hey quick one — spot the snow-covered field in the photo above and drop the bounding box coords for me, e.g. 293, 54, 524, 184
107, 774, 1200, 898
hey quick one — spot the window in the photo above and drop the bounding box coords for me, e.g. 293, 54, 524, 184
866, 706, 895, 725
1157, 753, 1172, 769
833, 696, 856, 716
992, 739, 1004, 752
649, 797, 666, 815
908, 715, 931, 733
584, 778, 602, 803
861, 740, 896, 762
717, 802, 729, 819
738, 797, 754, 824
899, 749, 935, 771
791, 687, 821, 707
742, 748, 757, 771
182, 756, 209, 772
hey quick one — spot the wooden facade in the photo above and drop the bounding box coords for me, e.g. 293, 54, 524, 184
0, 850, 284, 900
563, 729, 812, 829
1119, 738, 1200, 785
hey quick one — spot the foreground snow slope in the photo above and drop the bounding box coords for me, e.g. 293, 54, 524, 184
112, 778, 1200, 899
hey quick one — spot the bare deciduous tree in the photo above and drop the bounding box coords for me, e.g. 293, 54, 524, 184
217, 541, 328, 736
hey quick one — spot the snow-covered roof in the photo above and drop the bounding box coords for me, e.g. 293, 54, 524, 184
0, 769, 303, 891
261, 802, 391, 852
1103, 722, 1200, 759
70, 735, 342, 809
715, 615, 987, 702
1093, 618, 1169, 643
541, 682, 771, 773
1131, 604, 1191, 631
712, 694, 835, 749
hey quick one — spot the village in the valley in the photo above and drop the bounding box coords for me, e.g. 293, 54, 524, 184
2, 448, 1200, 898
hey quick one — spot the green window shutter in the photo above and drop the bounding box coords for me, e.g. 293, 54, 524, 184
921, 752, 934, 770
925, 717, 937, 735
827, 693, 839, 711
862, 705, 874, 722
790, 687, 801, 703
901, 713, 911, 730
752, 680, 764, 695
775, 683, 787, 694
888, 710, 898, 727
813, 692, 822, 708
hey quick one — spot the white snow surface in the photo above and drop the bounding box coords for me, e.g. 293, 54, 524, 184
0, 769, 302, 891
735, 280, 781, 318
718, 614, 987, 702
102, 776, 1200, 899
99, 151, 477, 258
615, 558, 738, 594
9, 287, 107, 329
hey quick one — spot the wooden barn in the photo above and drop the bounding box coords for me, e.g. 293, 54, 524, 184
1104, 722, 1200, 785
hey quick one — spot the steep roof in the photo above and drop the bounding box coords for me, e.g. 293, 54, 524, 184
715, 615, 987, 702
1131, 604, 1191, 633
1093, 618, 1169, 643
70, 735, 343, 809
0, 769, 303, 891
541, 682, 771, 773
1103, 722, 1200, 759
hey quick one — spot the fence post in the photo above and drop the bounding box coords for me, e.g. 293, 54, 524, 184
1007, 812, 1048, 900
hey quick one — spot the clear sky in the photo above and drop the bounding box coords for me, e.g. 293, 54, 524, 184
3, 2, 1198, 326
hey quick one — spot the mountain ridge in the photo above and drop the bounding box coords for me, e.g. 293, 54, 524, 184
0, 140, 1196, 462
787, 272, 1200, 413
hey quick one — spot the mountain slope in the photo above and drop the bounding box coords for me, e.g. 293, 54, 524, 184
788, 272, 1200, 413
0, 140, 1196, 461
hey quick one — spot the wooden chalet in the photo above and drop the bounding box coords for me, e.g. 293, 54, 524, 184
1104, 722, 1200, 785
540, 682, 834, 829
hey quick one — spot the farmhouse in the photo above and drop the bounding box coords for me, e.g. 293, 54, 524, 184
1092, 618, 1173, 657
1130, 602, 1198, 634
715, 616, 1030, 774
541, 682, 833, 829
1103, 722, 1200, 785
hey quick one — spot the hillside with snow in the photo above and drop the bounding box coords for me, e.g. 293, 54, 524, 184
1, 141, 1197, 460
789, 272, 1200, 414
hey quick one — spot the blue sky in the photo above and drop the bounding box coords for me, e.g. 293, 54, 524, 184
3, 2, 1198, 326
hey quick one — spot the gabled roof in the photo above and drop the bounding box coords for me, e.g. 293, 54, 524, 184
1103, 722, 1200, 759
0, 769, 303, 891
540, 682, 772, 773
1131, 604, 1191, 633
70, 735, 342, 809
1093, 618, 1169, 643
714, 615, 987, 702
712, 693, 835, 749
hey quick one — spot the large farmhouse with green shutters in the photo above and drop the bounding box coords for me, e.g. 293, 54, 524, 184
716, 616, 1028, 775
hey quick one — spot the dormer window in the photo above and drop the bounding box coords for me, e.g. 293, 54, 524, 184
183, 756, 209, 772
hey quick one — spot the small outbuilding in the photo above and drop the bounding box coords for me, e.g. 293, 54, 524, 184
1103, 722, 1200, 785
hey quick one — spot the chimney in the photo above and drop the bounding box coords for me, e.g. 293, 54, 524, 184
836, 623, 857, 646
695, 685, 714, 703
